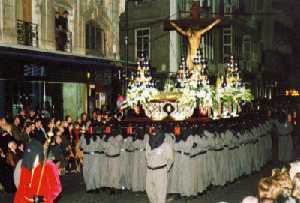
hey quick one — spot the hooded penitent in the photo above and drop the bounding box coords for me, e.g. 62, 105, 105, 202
22, 139, 44, 171
149, 126, 165, 150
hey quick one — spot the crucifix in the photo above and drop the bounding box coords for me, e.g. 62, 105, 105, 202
165, 2, 222, 71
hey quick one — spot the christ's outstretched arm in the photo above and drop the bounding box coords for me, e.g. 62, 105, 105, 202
170, 21, 188, 37
199, 18, 221, 35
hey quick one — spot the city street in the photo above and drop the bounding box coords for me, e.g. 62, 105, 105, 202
1, 163, 276, 203
0, 0, 299, 202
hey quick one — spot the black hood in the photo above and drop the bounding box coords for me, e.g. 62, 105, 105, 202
111, 123, 122, 137
149, 127, 165, 150
181, 127, 190, 141
136, 126, 145, 140
92, 125, 103, 135
22, 139, 44, 171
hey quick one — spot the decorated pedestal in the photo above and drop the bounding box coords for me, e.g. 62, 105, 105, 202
143, 100, 196, 121
124, 54, 253, 121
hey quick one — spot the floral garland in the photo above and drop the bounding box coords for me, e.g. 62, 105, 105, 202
214, 73, 254, 107
125, 82, 158, 108
178, 87, 197, 108
125, 79, 253, 116
195, 85, 214, 107
217, 86, 254, 105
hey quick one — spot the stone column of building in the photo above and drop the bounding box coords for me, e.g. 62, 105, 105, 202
112, 0, 120, 60
38, 0, 55, 50
0, 0, 17, 44
72, 0, 85, 55
169, 0, 178, 73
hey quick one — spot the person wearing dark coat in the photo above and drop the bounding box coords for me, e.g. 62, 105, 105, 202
12, 116, 22, 142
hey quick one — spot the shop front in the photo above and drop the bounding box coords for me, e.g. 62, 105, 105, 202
0, 46, 121, 119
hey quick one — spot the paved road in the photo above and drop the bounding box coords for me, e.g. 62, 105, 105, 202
0, 163, 278, 203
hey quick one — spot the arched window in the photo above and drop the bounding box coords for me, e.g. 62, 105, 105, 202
86, 20, 105, 56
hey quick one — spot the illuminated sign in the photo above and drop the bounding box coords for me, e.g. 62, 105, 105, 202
24, 64, 45, 77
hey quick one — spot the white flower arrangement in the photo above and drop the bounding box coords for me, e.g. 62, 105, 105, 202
219, 86, 254, 104
178, 87, 197, 108
126, 82, 158, 108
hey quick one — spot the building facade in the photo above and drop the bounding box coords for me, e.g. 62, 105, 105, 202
0, 0, 123, 119
256, 0, 294, 97
120, 0, 172, 74
119, 0, 261, 84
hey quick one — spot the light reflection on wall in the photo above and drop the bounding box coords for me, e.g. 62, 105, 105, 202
285, 89, 299, 97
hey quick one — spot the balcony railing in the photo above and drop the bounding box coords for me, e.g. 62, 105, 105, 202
16, 20, 38, 47
55, 29, 72, 52
66, 31, 72, 52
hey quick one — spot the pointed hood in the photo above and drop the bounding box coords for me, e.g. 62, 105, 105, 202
22, 139, 44, 171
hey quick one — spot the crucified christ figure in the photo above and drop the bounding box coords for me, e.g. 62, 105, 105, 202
170, 18, 221, 71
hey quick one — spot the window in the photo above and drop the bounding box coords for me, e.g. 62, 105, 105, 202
243, 35, 252, 59
224, 35, 231, 44
203, 33, 214, 60
224, 0, 232, 16
135, 28, 150, 59
86, 20, 105, 56
223, 26, 232, 62
273, 21, 289, 46
224, 0, 243, 15
235, 33, 243, 58
224, 6, 232, 16
55, 10, 71, 52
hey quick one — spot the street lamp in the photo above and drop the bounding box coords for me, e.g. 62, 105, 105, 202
124, 0, 138, 94
124, 0, 129, 93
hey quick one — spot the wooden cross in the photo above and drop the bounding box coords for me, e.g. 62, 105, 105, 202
164, 2, 220, 31
165, 2, 222, 70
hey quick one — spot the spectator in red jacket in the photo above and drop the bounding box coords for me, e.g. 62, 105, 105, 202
14, 138, 62, 203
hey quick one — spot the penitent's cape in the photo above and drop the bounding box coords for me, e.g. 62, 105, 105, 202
14, 160, 62, 203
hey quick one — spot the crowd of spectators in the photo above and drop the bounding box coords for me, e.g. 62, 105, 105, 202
0, 110, 98, 194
